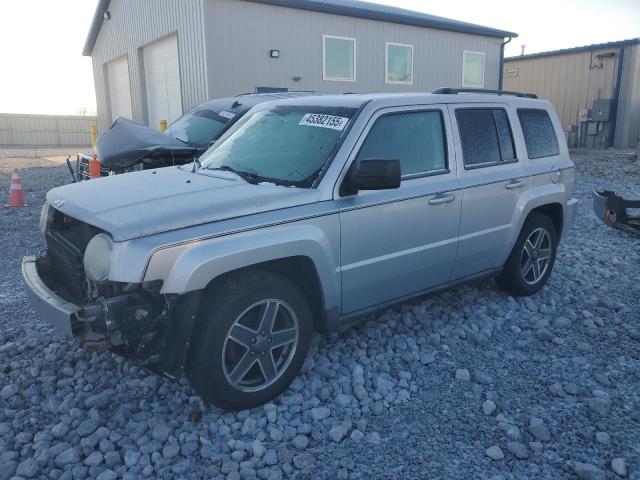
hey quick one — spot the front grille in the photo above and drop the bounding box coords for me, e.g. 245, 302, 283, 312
45, 211, 102, 304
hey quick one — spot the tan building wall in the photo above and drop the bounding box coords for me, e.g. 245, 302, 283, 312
504, 42, 640, 149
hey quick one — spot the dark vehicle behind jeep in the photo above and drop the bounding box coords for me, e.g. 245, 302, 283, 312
73, 92, 318, 180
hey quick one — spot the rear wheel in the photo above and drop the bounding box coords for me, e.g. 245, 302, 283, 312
496, 213, 558, 296
187, 270, 312, 410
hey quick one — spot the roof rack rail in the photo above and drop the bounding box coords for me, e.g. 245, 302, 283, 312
431, 87, 538, 99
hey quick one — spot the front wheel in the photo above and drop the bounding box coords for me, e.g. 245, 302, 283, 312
187, 270, 312, 410
496, 213, 558, 296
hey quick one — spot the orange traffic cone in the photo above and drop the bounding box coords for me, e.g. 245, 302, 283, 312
5, 169, 27, 208
89, 153, 101, 178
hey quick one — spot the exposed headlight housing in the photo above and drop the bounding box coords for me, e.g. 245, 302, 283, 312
83, 233, 113, 282
39, 201, 52, 233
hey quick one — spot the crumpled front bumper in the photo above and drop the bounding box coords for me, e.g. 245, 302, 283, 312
22, 255, 75, 336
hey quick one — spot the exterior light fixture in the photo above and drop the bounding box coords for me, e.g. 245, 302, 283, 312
269, 50, 280, 58
104, 11, 111, 20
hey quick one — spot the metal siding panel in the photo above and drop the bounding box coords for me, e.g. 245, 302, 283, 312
90, 0, 207, 133
504, 48, 621, 136
204, 0, 502, 98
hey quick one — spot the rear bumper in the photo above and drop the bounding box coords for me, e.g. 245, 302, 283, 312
22, 255, 76, 336
564, 197, 578, 236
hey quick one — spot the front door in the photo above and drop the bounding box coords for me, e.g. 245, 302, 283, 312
449, 104, 530, 279
337, 105, 461, 315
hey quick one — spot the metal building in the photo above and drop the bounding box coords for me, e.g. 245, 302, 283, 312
503, 38, 640, 149
83, 0, 516, 133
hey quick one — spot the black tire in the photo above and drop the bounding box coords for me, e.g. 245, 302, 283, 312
496, 213, 558, 296
187, 270, 312, 410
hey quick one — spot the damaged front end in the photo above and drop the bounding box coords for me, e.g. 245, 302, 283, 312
23, 208, 202, 378
592, 190, 640, 235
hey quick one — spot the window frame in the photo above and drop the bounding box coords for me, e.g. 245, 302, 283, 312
516, 108, 561, 159
462, 50, 486, 88
355, 108, 450, 181
385, 42, 414, 85
454, 107, 518, 170
322, 34, 357, 82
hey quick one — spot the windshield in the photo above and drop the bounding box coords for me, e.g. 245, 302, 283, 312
166, 107, 237, 147
199, 105, 357, 187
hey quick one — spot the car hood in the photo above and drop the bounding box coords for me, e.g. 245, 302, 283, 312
96, 117, 197, 169
46, 166, 321, 241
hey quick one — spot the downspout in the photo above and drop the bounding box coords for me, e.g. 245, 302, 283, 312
609, 45, 625, 148
499, 37, 513, 90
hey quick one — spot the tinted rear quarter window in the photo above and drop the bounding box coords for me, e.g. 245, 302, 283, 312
517, 109, 560, 159
455, 108, 515, 167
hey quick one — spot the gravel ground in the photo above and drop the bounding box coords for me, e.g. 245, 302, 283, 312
0, 150, 638, 480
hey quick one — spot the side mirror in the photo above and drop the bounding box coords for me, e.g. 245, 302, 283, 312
342, 159, 401, 195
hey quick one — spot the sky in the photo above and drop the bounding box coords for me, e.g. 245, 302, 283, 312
0, 0, 638, 115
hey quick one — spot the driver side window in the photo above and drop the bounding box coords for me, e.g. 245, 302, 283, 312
355, 110, 447, 178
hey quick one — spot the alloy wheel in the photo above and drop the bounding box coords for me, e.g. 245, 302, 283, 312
222, 299, 299, 392
520, 227, 552, 285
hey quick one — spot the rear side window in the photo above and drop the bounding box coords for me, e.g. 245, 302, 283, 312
455, 108, 515, 167
356, 111, 447, 177
517, 109, 560, 159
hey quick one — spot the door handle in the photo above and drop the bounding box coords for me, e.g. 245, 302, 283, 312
505, 180, 525, 190
429, 194, 455, 205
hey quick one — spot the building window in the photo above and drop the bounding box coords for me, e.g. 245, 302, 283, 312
323, 35, 356, 82
386, 42, 414, 84
455, 108, 516, 168
356, 111, 447, 177
462, 51, 485, 88
517, 109, 560, 159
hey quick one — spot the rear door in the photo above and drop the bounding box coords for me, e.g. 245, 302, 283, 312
449, 103, 530, 280
337, 105, 461, 314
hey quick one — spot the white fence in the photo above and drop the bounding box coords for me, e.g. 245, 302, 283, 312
0, 113, 96, 148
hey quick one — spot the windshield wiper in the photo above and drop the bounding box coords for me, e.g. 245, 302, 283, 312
207, 165, 262, 184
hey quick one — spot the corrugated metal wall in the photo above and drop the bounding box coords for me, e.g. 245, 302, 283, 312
503, 45, 639, 148
204, 0, 502, 97
0, 114, 96, 147
616, 44, 640, 149
91, 0, 208, 133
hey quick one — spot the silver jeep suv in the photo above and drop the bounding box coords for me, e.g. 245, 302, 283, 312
23, 89, 577, 410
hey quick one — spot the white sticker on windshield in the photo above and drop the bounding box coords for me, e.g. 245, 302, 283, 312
218, 110, 235, 120
299, 113, 349, 131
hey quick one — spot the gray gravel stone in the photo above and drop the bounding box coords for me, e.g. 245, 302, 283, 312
16, 458, 39, 478
55, 447, 80, 467
595, 432, 610, 444
291, 434, 308, 450
574, 462, 605, 480
611, 458, 627, 477
473, 369, 494, 385
589, 397, 612, 417
292, 452, 315, 470
329, 425, 347, 442
506, 442, 529, 459
528, 417, 551, 441
455, 369, 470, 382
482, 400, 496, 416
84, 451, 104, 467
485, 446, 504, 461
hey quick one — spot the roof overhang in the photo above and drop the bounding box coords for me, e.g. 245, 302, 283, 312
83, 0, 516, 57
505, 38, 640, 62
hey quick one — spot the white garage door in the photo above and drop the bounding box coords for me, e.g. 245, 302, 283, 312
107, 56, 133, 122
143, 35, 183, 130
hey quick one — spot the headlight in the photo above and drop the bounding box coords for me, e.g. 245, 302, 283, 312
39, 201, 51, 233
83, 233, 113, 282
